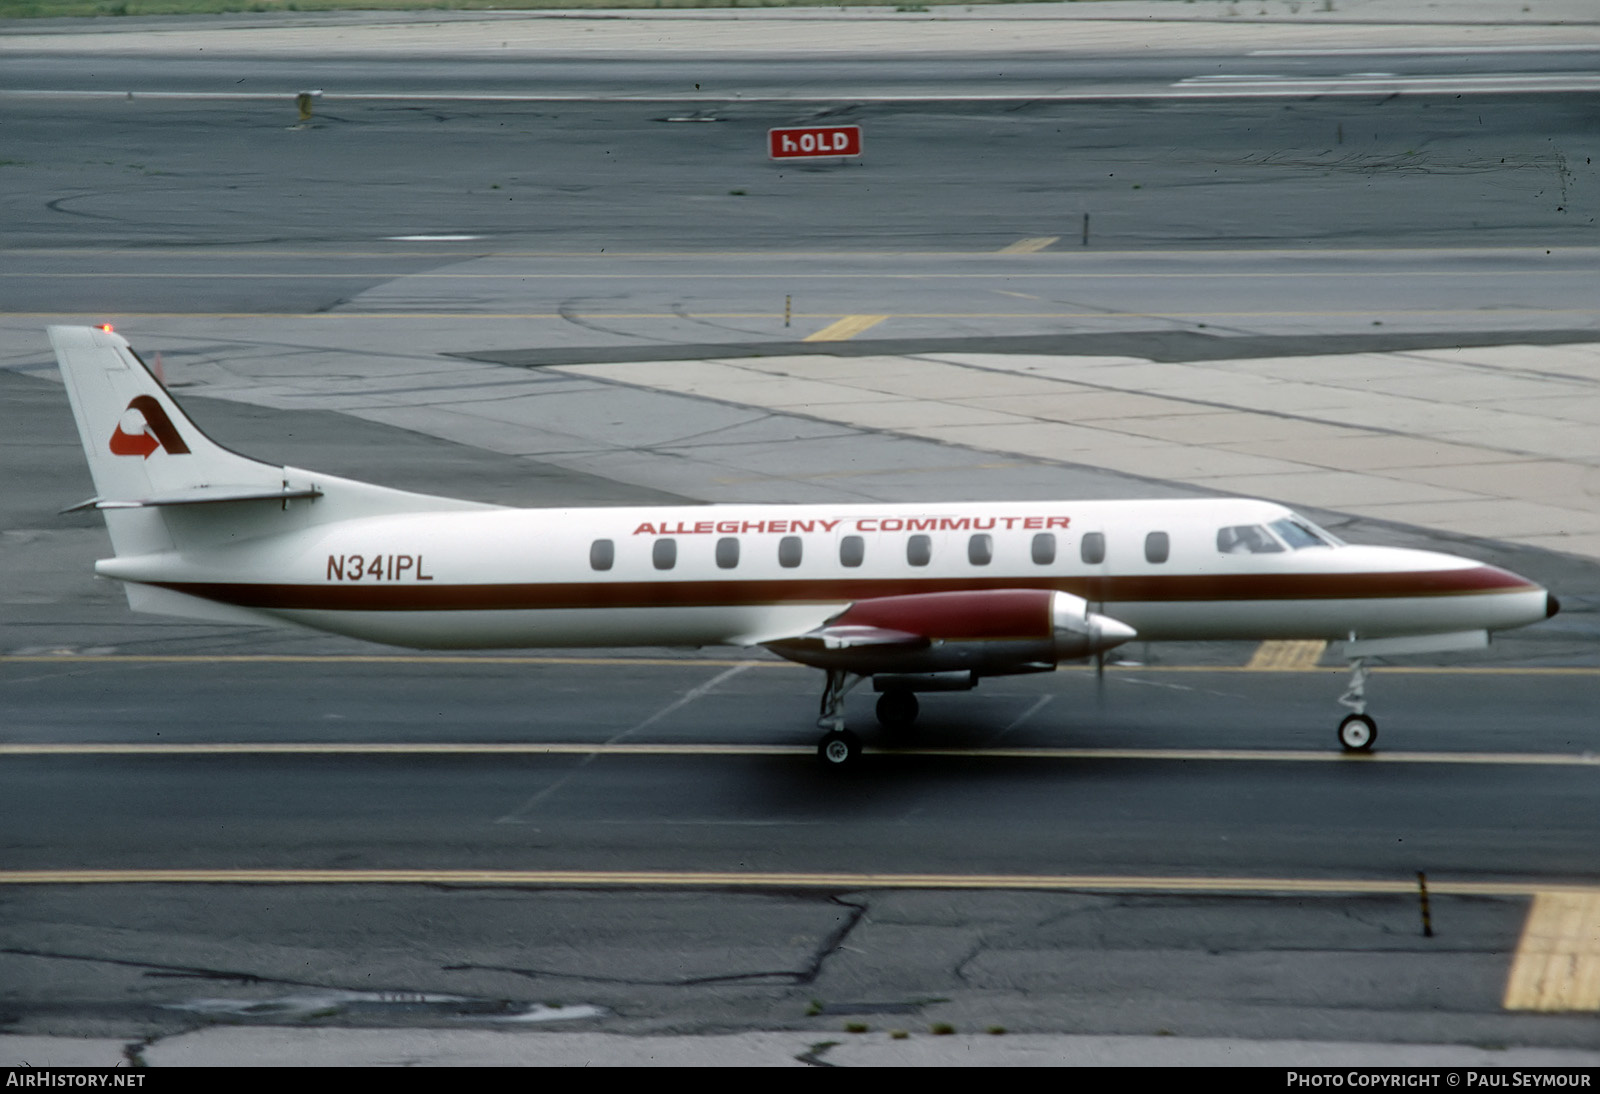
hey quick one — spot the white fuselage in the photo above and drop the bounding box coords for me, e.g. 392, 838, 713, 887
97, 496, 1552, 652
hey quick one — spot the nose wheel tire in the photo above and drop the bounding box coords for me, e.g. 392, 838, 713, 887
818, 729, 862, 768
1338, 713, 1377, 753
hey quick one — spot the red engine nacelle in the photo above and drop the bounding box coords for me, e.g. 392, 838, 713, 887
764, 588, 1135, 676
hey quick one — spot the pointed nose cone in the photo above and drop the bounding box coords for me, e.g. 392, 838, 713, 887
1547, 593, 1561, 619
1049, 591, 1136, 658
1089, 611, 1138, 652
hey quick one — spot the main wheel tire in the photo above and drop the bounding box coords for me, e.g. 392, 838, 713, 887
1338, 713, 1377, 753
876, 689, 919, 731
817, 729, 862, 768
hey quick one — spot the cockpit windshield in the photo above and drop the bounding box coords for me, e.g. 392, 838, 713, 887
1217, 515, 1341, 554
1271, 516, 1338, 549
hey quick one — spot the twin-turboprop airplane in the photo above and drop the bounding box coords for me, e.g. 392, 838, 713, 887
49, 325, 1559, 767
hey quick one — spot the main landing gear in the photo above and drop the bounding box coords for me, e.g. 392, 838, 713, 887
814, 676, 928, 767
816, 669, 866, 768
875, 688, 919, 733
1337, 656, 1378, 753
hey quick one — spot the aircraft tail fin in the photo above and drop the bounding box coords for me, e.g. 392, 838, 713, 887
48, 325, 493, 560
49, 326, 286, 514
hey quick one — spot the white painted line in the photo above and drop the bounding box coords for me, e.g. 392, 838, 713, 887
1252, 46, 1600, 56
495, 662, 754, 823
385, 234, 483, 242
9, 81, 1600, 104
995, 695, 1054, 740
1170, 75, 1600, 96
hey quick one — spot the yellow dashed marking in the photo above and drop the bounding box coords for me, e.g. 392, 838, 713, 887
1504, 891, 1600, 1011
802, 314, 888, 341
997, 236, 1060, 254
1246, 640, 1329, 671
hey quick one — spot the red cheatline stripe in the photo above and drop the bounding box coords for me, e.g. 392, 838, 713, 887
146, 567, 1536, 614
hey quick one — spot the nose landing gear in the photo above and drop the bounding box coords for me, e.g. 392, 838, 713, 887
1337, 656, 1378, 752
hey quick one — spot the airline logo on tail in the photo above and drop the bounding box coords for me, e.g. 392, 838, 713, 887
109, 396, 190, 459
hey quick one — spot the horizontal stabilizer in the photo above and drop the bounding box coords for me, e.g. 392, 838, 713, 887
62, 484, 324, 513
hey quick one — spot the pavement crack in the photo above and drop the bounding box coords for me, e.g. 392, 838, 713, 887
796, 1039, 840, 1067
444, 892, 867, 990
442, 961, 802, 988
122, 1037, 153, 1069
952, 935, 991, 986
796, 895, 869, 987
0, 945, 271, 985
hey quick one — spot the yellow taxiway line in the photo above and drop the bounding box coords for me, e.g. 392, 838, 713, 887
0, 742, 1595, 766
0, 869, 1593, 902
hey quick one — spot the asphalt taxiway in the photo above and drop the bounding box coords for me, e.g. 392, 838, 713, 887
2, 1, 1599, 1067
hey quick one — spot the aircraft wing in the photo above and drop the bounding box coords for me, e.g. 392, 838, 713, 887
764, 623, 931, 657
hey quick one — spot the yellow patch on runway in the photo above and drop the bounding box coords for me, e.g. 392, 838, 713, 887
1246, 640, 1328, 671
802, 314, 888, 342
1504, 891, 1600, 1011
997, 236, 1060, 254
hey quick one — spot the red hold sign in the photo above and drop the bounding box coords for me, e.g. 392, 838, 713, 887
768, 125, 862, 160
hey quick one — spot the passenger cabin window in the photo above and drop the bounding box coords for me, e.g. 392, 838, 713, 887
1216, 524, 1283, 555
715, 536, 740, 569
1144, 531, 1170, 564
839, 535, 865, 568
1080, 532, 1106, 566
652, 538, 677, 571
907, 534, 932, 567
968, 534, 993, 566
778, 535, 803, 568
1031, 533, 1056, 566
589, 539, 615, 572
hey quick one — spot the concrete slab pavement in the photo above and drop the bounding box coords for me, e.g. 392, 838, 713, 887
3, 1, 1597, 61
558, 341, 1600, 559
